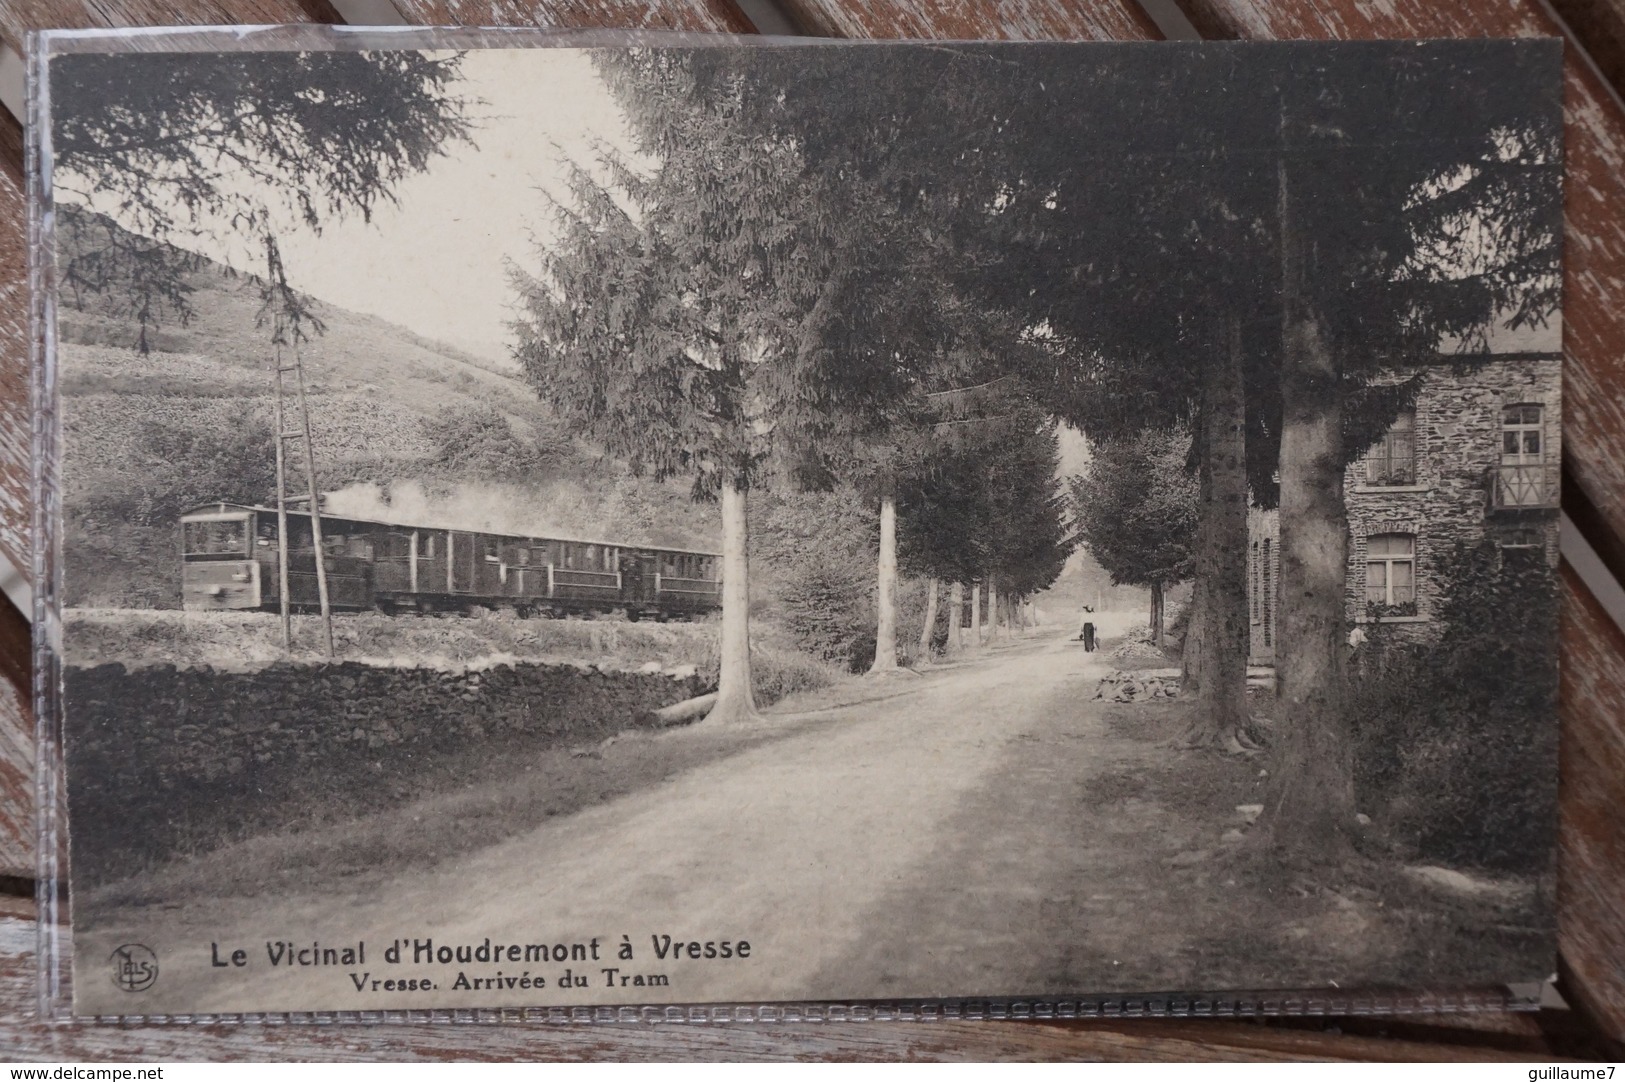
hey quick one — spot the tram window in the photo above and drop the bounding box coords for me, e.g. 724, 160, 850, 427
183, 518, 249, 555
416, 533, 438, 559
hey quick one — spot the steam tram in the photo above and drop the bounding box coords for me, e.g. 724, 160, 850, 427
179, 502, 722, 621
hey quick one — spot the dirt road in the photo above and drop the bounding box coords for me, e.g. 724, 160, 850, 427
72, 616, 1547, 1014
76, 628, 1138, 1013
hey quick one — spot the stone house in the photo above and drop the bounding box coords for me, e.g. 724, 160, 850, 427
1246, 356, 1561, 665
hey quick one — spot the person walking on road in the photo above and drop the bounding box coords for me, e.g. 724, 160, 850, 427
1078, 606, 1097, 652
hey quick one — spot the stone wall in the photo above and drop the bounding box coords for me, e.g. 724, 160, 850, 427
65, 659, 708, 883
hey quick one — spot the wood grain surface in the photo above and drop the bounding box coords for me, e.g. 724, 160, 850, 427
0, 0, 1622, 1061
0, 114, 30, 641
0, 0, 335, 53
772, 0, 1159, 41
381, 0, 752, 32
1557, 565, 1625, 1043
1543, 0, 1625, 102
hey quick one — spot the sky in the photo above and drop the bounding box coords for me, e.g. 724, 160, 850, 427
73, 49, 634, 365
271, 50, 635, 363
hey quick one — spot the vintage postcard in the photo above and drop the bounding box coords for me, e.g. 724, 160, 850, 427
34, 31, 1563, 1016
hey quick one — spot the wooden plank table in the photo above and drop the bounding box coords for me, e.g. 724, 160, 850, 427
0, 0, 1622, 1060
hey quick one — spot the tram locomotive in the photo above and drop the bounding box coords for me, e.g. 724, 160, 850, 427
179, 502, 722, 620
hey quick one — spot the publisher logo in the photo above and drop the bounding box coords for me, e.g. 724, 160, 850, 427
110, 944, 158, 992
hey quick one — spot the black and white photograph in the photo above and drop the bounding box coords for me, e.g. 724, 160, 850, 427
38, 33, 1564, 1015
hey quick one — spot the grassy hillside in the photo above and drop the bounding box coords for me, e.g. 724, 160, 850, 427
57, 213, 720, 608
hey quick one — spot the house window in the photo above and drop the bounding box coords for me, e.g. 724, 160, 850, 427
1499, 528, 1545, 570
1498, 404, 1550, 508
1502, 404, 1544, 462
1365, 533, 1416, 613
183, 516, 250, 556
1366, 410, 1416, 485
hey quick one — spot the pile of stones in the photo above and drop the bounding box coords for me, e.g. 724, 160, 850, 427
1094, 668, 1182, 702
1108, 638, 1167, 663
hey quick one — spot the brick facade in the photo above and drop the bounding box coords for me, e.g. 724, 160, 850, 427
1247, 358, 1561, 665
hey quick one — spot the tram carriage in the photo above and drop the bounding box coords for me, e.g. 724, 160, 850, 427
179, 502, 722, 620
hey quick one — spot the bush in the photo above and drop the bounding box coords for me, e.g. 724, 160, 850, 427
418, 401, 570, 482
1347, 540, 1558, 873
691, 639, 843, 705
779, 559, 874, 668
751, 645, 844, 703
752, 488, 880, 669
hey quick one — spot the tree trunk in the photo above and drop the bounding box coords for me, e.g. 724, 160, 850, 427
1149, 580, 1165, 646
988, 577, 1002, 642
703, 478, 760, 726
968, 580, 983, 649
1185, 317, 1255, 752
1181, 570, 1208, 696
868, 493, 899, 674
1256, 156, 1357, 861
1181, 432, 1212, 696
945, 581, 964, 655
918, 577, 939, 664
